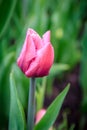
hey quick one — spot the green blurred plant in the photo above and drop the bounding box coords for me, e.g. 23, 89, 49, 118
51, 0, 81, 67
79, 24, 87, 130
0, 0, 87, 129
80, 24, 87, 113
0, 0, 17, 38
57, 112, 75, 130
36, 64, 69, 112
9, 72, 26, 130
9, 71, 69, 130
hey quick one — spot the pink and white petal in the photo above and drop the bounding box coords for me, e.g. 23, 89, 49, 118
25, 35, 36, 61
27, 28, 38, 35
36, 43, 54, 77
27, 28, 43, 49
42, 31, 50, 44
17, 35, 36, 73
25, 58, 39, 77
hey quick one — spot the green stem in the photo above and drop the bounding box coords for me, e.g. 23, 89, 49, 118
27, 78, 36, 130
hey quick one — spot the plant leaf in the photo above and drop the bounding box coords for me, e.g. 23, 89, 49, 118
9, 72, 26, 130
0, 0, 17, 38
49, 63, 70, 76
34, 84, 70, 130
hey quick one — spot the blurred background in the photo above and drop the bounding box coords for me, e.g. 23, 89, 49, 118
0, 0, 87, 130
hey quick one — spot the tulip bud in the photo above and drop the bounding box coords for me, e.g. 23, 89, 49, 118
35, 109, 53, 130
17, 28, 54, 77
35, 109, 46, 124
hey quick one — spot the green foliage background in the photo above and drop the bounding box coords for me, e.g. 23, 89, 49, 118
0, 0, 87, 130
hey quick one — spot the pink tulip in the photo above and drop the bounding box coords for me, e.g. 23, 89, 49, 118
35, 109, 46, 124
35, 109, 53, 130
17, 28, 54, 77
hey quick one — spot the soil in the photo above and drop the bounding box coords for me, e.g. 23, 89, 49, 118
44, 64, 84, 130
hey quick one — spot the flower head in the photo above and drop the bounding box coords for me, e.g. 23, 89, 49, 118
17, 28, 54, 77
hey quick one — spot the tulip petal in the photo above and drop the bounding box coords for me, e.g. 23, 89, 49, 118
36, 43, 54, 76
42, 31, 50, 44
17, 35, 36, 73
27, 28, 43, 50
25, 43, 54, 77
25, 59, 39, 77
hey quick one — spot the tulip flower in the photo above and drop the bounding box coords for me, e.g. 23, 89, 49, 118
17, 28, 54, 130
35, 109, 53, 130
17, 28, 54, 77
35, 109, 46, 124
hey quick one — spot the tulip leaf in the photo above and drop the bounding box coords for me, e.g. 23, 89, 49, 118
0, 52, 15, 122
9, 72, 26, 130
0, 0, 17, 38
34, 84, 70, 130
49, 63, 70, 76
